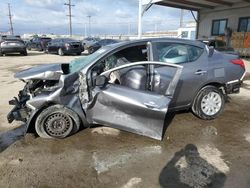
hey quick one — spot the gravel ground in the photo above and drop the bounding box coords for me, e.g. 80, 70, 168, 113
0, 52, 249, 188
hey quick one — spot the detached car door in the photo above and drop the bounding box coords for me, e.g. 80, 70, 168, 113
86, 61, 183, 140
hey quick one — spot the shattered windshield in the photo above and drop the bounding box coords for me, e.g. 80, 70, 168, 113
69, 48, 108, 73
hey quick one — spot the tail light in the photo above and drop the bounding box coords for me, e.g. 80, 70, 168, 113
231, 59, 245, 69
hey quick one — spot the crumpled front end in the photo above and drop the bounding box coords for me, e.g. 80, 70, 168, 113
7, 79, 60, 124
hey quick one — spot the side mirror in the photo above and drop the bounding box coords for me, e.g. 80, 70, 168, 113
95, 75, 107, 87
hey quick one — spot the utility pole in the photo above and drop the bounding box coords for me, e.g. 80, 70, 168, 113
8, 3, 14, 35
138, 0, 142, 39
84, 23, 87, 38
87, 15, 91, 36
128, 22, 131, 36
64, 0, 74, 37
180, 9, 184, 28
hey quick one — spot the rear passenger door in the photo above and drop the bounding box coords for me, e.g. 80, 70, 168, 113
152, 42, 208, 108
51, 39, 60, 52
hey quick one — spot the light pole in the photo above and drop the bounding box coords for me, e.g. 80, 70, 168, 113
87, 15, 91, 37
138, 0, 142, 39
138, 0, 153, 39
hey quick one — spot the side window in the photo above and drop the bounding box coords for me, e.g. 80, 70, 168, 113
154, 43, 203, 64
155, 43, 188, 64
186, 45, 203, 62
90, 44, 148, 88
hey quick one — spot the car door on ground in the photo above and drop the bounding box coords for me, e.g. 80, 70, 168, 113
152, 42, 207, 109
84, 43, 183, 139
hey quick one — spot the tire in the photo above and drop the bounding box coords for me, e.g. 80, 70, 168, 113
76, 52, 81, 55
192, 86, 225, 120
27, 45, 31, 51
37, 44, 42, 51
22, 50, 28, 56
58, 48, 64, 56
35, 105, 81, 139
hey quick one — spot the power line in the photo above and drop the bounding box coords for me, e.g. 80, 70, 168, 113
64, 0, 75, 36
8, 3, 14, 35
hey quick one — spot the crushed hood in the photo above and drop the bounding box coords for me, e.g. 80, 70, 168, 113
15, 63, 69, 81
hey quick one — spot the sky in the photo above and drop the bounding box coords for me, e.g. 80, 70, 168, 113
0, 0, 195, 36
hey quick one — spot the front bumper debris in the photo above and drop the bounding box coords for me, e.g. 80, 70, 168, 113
7, 90, 30, 123
7, 97, 28, 123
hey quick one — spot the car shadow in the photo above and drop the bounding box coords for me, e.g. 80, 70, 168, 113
26, 52, 46, 56
159, 144, 226, 188
162, 110, 190, 139
162, 112, 176, 138
2, 53, 26, 57
0, 125, 27, 153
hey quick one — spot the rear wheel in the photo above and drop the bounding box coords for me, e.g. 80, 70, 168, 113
88, 47, 94, 54
58, 48, 64, 56
192, 86, 225, 120
35, 105, 80, 139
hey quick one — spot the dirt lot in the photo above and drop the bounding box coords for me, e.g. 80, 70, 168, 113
0, 52, 250, 188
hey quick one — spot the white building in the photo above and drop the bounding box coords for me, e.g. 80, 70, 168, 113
141, 0, 250, 39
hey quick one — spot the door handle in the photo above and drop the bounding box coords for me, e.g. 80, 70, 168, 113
195, 70, 207, 75
144, 102, 159, 109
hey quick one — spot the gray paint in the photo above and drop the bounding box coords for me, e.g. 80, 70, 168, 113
7, 39, 245, 140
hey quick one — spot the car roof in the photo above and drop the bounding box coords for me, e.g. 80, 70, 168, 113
0, 35, 23, 41
107, 38, 205, 50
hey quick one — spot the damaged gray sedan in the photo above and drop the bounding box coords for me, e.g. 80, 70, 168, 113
7, 39, 245, 140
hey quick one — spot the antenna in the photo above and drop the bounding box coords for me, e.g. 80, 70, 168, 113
64, 0, 75, 36
8, 3, 14, 35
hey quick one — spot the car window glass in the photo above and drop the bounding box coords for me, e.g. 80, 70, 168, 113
187, 45, 204, 62
156, 43, 188, 64
155, 43, 203, 64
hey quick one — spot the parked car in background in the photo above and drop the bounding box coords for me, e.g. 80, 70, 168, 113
86, 39, 120, 54
46, 38, 83, 56
26, 37, 52, 51
199, 39, 237, 54
0, 35, 27, 56
82, 37, 100, 53
7, 38, 245, 140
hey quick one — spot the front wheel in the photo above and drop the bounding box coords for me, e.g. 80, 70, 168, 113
21, 50, 28, 56
35, 105, 80, 139
192, 86, 225, 120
